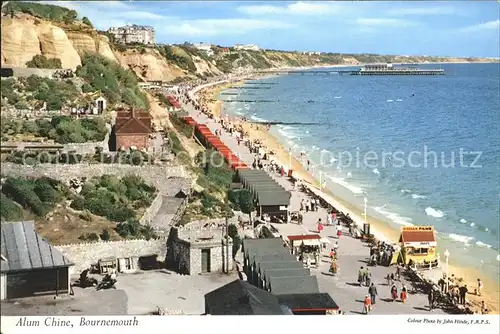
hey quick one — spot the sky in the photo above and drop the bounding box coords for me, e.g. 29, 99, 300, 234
42, 1, 500, 57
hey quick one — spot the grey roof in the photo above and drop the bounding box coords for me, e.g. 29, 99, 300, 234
268, 276, 319, 295
277, 293, 339, 311
262, 268, 310, 283
253, 254, 297, 270
247, 246, 291, 265
242, 238, 284, 258
257, 190, 291, 206
204, 279, 293, 315
258, 261, 305, 276
1, 221, 73, 273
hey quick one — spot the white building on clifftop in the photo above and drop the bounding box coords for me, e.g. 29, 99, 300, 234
108, 25, 156, 45
234, 44, 261, 51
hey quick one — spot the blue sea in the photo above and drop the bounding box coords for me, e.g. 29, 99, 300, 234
221, 63, 500, 280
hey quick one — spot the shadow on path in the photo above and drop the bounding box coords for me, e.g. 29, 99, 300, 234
350, 311, 366, 315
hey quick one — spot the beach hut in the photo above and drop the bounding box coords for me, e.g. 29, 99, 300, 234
398, 226, 438, 268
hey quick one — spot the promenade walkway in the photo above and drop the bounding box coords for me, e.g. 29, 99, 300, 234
182, 86, 446, 315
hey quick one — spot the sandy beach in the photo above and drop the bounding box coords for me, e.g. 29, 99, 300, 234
191, 76, 499, 314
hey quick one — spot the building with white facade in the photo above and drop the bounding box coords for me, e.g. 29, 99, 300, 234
192, 43, 214, 56
108, 25, 156, 45
234, 44, 261, 51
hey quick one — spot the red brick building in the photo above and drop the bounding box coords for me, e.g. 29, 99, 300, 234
114, 109, 152, 150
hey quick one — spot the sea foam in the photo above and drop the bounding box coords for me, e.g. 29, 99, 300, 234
448, 233, 474, 244
373, 206, 414, 227
326, 175, 364, 194
425, 207, 445, 218
411, 194, 428, 199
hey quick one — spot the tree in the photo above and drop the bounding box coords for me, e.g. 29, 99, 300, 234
82, 16, 93, 27
238, 190, 255, 222
100, 229, 110, 241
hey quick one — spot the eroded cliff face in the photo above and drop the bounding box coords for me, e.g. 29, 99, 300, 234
114, 49, 186, 82
1, 14, 116, 70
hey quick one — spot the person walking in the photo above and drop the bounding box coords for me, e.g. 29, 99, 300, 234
317, 219, 324, 235
390, 284, 398, 302
400, 285, 408, 303
363, 295, 372, 314
459, 285, 468, 305
428, 288, 435, 311
358, 267, 365, 287
336, 224, 342, 239
365, 269, 371, 287
477, 278, 483, 297
368, 283, 378, 305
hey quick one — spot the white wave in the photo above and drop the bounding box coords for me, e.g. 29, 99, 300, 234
250, 115, 268, 122
411, 194, 428, 199
400, 189, 412, 194
396, 99, 403, 102
329, 157, 337, 163
234, 110, 244, 115
475, 241, 492, 248
386, 99, 394, 102
334, 96, 342, 99
372, 168, 380, 175
373, 206, 414, 227
326, 175, 364, 194
497, 255, 500, 261
485, 228, 489, 232
459, 218, 467, 224
470, 222, 475, 227
236, 107, 243, 111
305, 130, 310, 134
321, 149, 330, 153
346, 172, 352, 178
425, 207, 445, 218
448, 233, 474, 244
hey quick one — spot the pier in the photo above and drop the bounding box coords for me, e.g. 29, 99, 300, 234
257, 63, 445, 76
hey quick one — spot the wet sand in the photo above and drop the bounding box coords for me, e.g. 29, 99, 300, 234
194, 78, 499, 314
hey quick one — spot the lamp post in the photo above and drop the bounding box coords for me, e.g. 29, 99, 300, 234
444, 249, 450, 293
363, 197, 367, 223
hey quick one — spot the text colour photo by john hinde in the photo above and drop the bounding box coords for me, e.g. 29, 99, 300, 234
0, 1, 499, 334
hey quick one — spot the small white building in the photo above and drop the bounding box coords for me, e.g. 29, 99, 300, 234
95, 96, 107, 114
193, 43, 214, 56
234, 44, 261, 51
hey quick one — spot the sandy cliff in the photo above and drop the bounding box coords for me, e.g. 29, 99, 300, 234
114, 49, 185, 82
1, 14, 116, 70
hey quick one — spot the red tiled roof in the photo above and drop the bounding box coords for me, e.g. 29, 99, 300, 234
115, 110, 151, 134
399, 231, 435, 243
288, 235, 321, 241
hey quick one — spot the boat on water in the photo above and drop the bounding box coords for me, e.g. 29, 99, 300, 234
352, 63, 445, 76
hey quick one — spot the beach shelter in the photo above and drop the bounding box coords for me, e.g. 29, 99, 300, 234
398, 226, 438, 267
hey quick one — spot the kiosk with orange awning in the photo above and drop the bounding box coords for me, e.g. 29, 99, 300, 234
398, 226, 439, 268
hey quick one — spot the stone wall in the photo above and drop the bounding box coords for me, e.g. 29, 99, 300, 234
139, 193, 163, 225
56, 238, 167, 275
0, 163, 187, 194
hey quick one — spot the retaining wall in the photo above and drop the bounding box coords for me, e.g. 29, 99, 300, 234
56, 238, 167, 275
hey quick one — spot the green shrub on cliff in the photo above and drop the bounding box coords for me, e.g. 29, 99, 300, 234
76, 53, 149, 109
1, 177, 67, 217
25, 55, 62, 69
3, 2, 77, 22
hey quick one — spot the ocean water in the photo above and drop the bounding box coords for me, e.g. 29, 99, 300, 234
222, 63, 500, 280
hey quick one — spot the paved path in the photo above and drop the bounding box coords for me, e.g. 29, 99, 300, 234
183, 86, 446, 315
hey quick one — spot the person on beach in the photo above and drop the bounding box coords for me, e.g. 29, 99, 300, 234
329, 249, 336, 261
336, 224, 342, 239
358, 267, 365, 286
300, 199, 304, 212
386, 273, 392, 286
363, 295, 372, 314
333, 241, 339, 252
317, 219, 324, 234
311, 199, 315, 211
305, 199, 310, 212
327, 213, 332, 226
477, 278, 482, 296
428, 289, 435, 311
365, 269, 371, 287
459, 285, 468, 305
330, 259, 338, 275
391, 284, 398, 301
368, 283, 378, 305
400, 285, 408, 303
